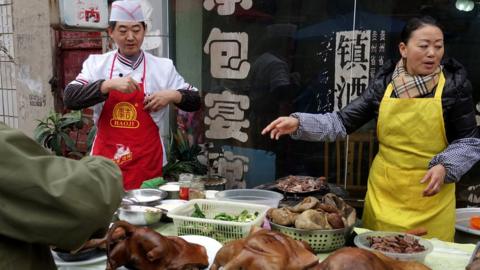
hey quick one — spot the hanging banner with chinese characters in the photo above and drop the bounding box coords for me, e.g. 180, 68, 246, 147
334, 30, 371, 111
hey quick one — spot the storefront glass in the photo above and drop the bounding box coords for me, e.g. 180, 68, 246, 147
173, 0, 480, 207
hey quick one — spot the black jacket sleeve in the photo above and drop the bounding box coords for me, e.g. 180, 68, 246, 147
63, 80, 108, 110
175, 89, 201, 112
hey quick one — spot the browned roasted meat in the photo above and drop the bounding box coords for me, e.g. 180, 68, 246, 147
294, 209, 332, 230
106, 221, 209, 270
367, 234, 426, 253
267, 208, 299, 226
276, 175, 327, 193
313, 247, 431, 270
210, 227, 319, 270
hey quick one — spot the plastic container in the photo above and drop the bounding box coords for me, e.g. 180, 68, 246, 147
270, 222, 352, 253
167, 199, 270, 244
353, 231, 433, 262
215, 189, 283, 208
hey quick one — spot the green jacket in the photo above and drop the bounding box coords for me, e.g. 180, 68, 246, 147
0, 123, 124, 269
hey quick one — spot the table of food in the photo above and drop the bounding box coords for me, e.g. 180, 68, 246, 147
51, 183, 480, 270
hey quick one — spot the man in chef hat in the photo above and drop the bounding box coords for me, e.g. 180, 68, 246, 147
63, 0, 201, 190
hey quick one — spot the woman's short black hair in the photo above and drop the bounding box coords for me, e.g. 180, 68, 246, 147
108, 21, 146, 30
400, 16, 444, 44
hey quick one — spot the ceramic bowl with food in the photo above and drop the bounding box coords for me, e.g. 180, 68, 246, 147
118, 205, 163, 225
354, 231, 433, 262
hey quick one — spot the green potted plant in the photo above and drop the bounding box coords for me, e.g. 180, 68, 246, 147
34, 110, 87, 158
162, 129, 207, 181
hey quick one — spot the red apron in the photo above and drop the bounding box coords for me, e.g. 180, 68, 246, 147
92, 53, 163, 190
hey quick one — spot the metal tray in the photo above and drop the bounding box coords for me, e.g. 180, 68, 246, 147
455, 208, 480, 236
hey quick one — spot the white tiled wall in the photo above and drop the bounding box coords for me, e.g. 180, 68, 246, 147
0, 0, 17, 128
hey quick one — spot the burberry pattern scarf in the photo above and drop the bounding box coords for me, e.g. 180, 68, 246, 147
392, 59, 442, 98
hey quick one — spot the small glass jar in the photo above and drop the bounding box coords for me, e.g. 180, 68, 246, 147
189, 176, 206, 199
178, 173, 193, 200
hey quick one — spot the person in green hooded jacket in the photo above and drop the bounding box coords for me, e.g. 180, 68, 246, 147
0, 122, 124, 270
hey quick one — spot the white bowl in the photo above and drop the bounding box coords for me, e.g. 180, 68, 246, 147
159, 183, 181, 199
353, 231, 433, 262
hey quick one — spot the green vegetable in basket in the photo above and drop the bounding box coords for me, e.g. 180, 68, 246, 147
237, 210, 259, 222
214, 212, 236, 221
191, 203, 206, 218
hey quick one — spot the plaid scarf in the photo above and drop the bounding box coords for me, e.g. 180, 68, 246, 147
391, 59, 442, 98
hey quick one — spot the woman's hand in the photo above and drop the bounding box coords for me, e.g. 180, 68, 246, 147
143, 90, 182, 112
420, 164, 446, 197
101, 77, 140, 94
261, 116, 299, 140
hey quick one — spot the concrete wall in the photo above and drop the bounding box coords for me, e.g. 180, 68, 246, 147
12, 0, 55, 136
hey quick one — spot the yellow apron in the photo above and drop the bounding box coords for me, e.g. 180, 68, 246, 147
362, 72, 455, 241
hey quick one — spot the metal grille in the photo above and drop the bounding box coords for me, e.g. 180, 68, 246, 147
0, 0, 16, 128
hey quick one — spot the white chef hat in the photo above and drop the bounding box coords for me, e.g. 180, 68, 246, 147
110, 0, 145, 22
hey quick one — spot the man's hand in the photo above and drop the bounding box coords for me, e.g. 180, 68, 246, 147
143, 90, 182, 112
101, 77, 140, 94
420, 164, 446, 197
261, 116, 299, 140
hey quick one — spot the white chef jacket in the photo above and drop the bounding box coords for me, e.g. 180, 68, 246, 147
72, 50, 197, 165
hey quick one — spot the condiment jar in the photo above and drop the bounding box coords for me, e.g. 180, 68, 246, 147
189, 176, 206, 199
178, 173, 193, 200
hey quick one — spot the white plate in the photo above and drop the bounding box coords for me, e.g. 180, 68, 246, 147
456, 208, 480, 236
180, 235, 223, 267
52, 251, 107, 266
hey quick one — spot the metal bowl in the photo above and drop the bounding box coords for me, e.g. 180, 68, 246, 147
200, 176, 227, 191
123, 188, 167, 206
118, 205, 163, 225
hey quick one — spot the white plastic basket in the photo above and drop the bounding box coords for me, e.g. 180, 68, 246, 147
167, 199, 270, 244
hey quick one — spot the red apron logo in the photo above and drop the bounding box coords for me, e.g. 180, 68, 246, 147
110, 102, 140, 128
113, 144, 133, 165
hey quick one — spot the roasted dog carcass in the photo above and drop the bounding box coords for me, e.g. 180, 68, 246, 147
313, 247, 431, 270
106, 221, 209, 270
210, 227, 319, 270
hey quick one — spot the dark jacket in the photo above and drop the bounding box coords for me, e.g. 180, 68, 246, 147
337, 58, 479, 142
0, 123, 124, 270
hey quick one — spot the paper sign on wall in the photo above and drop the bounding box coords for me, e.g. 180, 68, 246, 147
58, 0, 108, 30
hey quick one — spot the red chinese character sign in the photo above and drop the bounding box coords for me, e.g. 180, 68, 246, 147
58, 0, 108, 30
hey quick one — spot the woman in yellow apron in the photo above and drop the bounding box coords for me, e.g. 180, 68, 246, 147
262, 16, 480, 241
